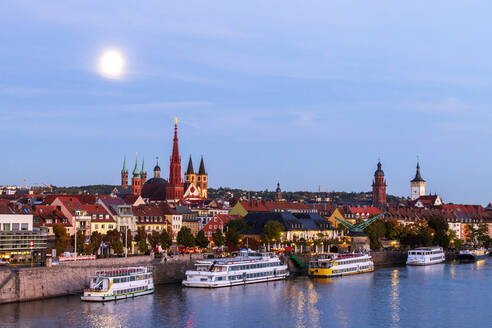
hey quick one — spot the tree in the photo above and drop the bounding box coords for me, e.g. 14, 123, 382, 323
364, 219, 386, 250
225, 228, 241, 251
134, 227, 147, 243
148, 231, 161, 249
212, 230, 225, 248
159, 230, 173, 250
468, 223, 491, 247
88, 231, 103, 255
385, 219, 405, 240
138, 239, 149, 253
53, 224, 69, 257
177, 227, 195, 248
195, 230, 209, 248
75, 230, 86, 254
261, 220, 284, 243
105, 229, 124, 255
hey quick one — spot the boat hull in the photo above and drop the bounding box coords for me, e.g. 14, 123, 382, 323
182, 275, 287, 288
81, 288, 154, 302
406, 259, 444, 266
308, 268, 374, 278
458, 254, 489, 262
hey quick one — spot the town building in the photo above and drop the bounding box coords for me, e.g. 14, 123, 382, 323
229, 200, 316, 217
202, 214, 240, 241
133, 204, 170, 234
0, 200, 47, 262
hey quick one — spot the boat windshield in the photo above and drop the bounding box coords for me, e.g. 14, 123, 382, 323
212, 265, 226, 272
196, 264, 210, 272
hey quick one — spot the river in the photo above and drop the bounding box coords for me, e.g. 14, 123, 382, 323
0, 259, 490, 328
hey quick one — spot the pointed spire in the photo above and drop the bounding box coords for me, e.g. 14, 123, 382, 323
133, 153, 140, 177
121, 156, 128, 173
411, 161, 425, 182
186, 155, 195, 175
154, 156, 160, 171
198, 155, 206, 175
141, 157, 146, 174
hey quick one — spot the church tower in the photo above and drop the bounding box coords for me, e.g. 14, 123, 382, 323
140, 157, 147, 185
276, 182, 282, 202
410, 162, 426, 200
131, 155, 142, 196
121, 156, 128, 189
185, 155, 197, 185
372, 161, 387, 206
154, 156, 161, 178
197, 156, 208, 199
166, 118, 184, 202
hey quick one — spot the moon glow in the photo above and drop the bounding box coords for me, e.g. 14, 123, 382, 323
98, 50, 125, 79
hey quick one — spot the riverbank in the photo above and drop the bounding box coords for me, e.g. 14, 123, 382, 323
0, 255, 197, 304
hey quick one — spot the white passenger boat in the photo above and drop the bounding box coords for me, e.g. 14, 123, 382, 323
308, 253, 374, 278
81, 267, 154, 302
182, 249, 288, 288
406, 247, 445, 266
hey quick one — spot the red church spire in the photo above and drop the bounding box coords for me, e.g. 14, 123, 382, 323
166, 118, 184, 201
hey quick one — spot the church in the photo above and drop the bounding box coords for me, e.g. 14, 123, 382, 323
118, 118, 208, 203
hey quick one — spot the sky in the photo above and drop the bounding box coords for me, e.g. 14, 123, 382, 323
1, 1, 492, 205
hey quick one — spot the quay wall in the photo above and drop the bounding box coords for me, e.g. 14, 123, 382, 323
0, 255, 197, 304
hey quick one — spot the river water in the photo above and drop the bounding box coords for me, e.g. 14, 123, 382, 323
1, 259, 491, 328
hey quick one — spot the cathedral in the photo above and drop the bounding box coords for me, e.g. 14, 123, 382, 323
119, 118, 208, 202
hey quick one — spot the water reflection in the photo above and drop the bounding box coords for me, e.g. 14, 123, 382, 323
390, 269, 400, 328
1, 260, 491, 328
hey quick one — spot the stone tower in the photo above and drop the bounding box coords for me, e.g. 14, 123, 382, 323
121, 156, 128, 189
276, 182, 282, 202
410, 162, 426, 200
372, 161, 387, 206
197, 156, 208, 199
131, 155, 142, 196
166, 118, 184, 202
185, 155, 197, 185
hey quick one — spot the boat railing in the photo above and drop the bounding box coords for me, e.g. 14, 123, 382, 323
94, 267, 150, 278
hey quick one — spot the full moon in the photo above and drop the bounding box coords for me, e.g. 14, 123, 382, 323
98, 50, 125, 79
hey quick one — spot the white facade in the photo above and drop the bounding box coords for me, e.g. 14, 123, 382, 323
0, 214, 33, 231
448, 222, 461, 240
410, 181, 426, 201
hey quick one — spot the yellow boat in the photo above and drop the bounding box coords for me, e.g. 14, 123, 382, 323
308, 253, 374, 278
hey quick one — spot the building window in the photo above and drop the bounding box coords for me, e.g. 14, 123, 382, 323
2, 223, 10, 231
95, 224, 99, 229
12, 223, 20, 231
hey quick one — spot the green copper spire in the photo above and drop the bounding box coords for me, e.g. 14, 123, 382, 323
141, 157, 146, 174
132, 154, 140, 177
121, 156, 128, 173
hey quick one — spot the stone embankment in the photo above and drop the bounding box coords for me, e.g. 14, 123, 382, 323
0, 254, 197, 304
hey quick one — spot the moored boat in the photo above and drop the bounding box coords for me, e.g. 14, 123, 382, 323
458, 248, 489, 262
406, 246, 445, 266
308, 253, 374, 278
182, 249, 288, 288
81, 266, 154, 302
